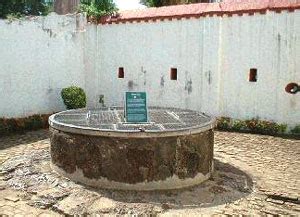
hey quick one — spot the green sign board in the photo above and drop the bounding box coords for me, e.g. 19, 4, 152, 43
125, 92, 148, 123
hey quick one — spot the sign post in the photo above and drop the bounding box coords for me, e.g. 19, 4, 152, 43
125, 92, 148, 123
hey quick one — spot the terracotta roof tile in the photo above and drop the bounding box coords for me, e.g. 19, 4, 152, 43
100, 0, 300, 24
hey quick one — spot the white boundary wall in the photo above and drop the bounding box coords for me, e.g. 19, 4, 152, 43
88, 10, 300, 127
0, 11, 299, 127
0, 13, 86, 118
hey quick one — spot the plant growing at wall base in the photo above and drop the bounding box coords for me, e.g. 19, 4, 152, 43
216, 117, 231, 131
231, 120, 247, 131
216, 117, 287, 136
291, 125, 300, 135
61, 86, 87, 109
0, 114, 52, 136
244, 119, 287, 135
24, 115, 44, 130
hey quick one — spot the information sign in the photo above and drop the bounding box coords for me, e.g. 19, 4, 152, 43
125, 92, 148, 123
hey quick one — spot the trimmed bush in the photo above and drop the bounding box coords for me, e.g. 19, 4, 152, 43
61, 86, 87, 110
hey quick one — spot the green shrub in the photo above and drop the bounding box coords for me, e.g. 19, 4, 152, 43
232, 120, 247, 131
256, 120, 277, 135
291, 125, 300, 134
216, 117, 287, 136
245, 119, 258, 132
278, 124, 287, 134
245, 119, 286, 135
61, 86, 87, 109
216, 117, 231, 131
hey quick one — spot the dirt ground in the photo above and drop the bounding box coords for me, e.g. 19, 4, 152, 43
0, 130, 299, 216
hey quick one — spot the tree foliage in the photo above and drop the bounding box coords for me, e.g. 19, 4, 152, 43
140, 0, 164, 7
140, 0, 210, 7
79, 0, 118, 19
0, 0, 117, 19
0, 0, 52, 18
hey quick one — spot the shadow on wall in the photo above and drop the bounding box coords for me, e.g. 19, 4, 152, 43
47, 87, 65, 111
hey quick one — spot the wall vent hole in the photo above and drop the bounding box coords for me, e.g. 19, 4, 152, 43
170, 68, 177, 80
118, 67, 124, 78
249, 68, 257, 82
285, 82, 299, 94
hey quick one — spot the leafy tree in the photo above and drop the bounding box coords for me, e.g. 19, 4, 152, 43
0, 0, 52, 18
79, 0, 118, 19
140, 0, 164, 7
140, 0, 210, 7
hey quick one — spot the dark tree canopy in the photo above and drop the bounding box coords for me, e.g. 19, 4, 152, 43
0, 0, 51, 18
79, 0, 118, 18
140, 0, 210, 7
0, 0, 118, 19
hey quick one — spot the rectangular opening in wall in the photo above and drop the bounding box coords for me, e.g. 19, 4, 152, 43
118, 67, 124, 78
249, 68, 257, 82
170, 68, 177, 80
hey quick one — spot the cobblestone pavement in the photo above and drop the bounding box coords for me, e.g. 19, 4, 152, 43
0, 130, 299, 216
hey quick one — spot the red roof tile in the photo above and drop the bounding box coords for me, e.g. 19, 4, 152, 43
100, 0, 300, 24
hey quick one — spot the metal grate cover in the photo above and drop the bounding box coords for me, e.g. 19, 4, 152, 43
52, 107, 214, 133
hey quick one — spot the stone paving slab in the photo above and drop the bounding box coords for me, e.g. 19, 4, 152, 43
0, 129, 299, 216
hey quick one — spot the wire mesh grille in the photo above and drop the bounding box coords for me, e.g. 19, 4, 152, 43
53, 107, 212, 132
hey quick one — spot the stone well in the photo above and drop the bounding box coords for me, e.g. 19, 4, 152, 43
49, 107, 215, 190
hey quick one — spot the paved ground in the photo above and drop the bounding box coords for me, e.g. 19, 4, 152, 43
0, 130, 299, 216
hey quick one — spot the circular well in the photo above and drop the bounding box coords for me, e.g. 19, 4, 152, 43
49, 107, 215, 190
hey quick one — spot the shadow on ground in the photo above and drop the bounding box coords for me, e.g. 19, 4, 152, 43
91, 159, 253, 209
0, 130, 49, 150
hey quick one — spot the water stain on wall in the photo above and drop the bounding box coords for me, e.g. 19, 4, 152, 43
43, 28, 55, 38
277, 33, 281, 64
141, 67, 147, 86
184, 71, 192, 94
160, 76, 165, 88
185, 79, 193, 94
206, 71, 212, 84
128, 81, 134, 90
128, 80, 138, 91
